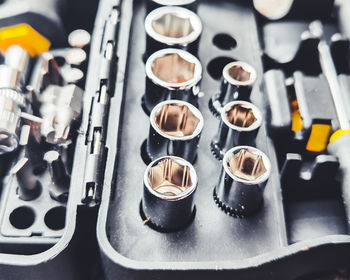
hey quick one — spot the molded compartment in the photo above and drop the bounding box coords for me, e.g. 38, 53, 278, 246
97, 0, 350, 279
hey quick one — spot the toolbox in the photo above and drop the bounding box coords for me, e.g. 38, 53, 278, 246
0, 0, 350, 279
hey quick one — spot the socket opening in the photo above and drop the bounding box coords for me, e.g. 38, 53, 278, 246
222, 101, 262, 132
223, 146, 271, 184
230, 149, 266, 181
152, 13, 194, 38
146, 7, 202, 45
0, 132, 18, 154
223, 61, 257, 86
146, 49, 202, 89
9, 206, 35, 230
153, 53, 195, 83
44, 206, 66, 230
145, 156, 197, 200
154, 101, 201, 137
226, 104, 257, 128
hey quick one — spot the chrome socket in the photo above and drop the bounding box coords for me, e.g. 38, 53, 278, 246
40, 84, 83, 144
209, 61, 257, 117
214, 146, 271, 217
146, 100, 204, 163
211, 100, 262, 160
142, 156, 197, 231
4, 45, 31, 84
144, 48, 202, 114
146, 0, 198, 13
144, 6, 202, 60
0, 65, 26, 154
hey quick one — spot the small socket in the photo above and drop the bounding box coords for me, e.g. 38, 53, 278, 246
209, 61, 257, 117
142, 156, 197, 231
144, 48, 202, 114
146, 100, 203, 163
144, 6, 202, 59
214, 146, 271, 217
211, 100, 262, 160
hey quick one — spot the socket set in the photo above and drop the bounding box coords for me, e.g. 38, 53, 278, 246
96, 0, 350, 279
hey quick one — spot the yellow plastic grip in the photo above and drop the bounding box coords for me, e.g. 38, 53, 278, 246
306, 123, 332, 152
0, 24, 50, 56
329, 128, 350, 143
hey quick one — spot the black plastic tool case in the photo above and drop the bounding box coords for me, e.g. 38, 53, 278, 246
96, 0, 350, 279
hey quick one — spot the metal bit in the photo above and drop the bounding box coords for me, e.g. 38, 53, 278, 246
142, 156, 197, 231
309, 21, 350, 131
40, 84, 83, 144
44, 151, 70, 202
5, 45, 30, 70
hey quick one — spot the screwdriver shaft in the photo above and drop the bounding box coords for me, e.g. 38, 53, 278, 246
318, 41, 350, 130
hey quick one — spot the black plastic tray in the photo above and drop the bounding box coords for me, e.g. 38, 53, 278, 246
97, 0, 350, 279
0, 0, 104, 278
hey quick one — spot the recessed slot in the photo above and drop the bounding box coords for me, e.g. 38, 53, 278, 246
213, 33, 237, 50
44, 206, 66, 230
207, 56, 236, 80
9, 206, 35, 230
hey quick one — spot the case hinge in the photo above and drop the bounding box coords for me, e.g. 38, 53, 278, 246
81, 7, 119, 206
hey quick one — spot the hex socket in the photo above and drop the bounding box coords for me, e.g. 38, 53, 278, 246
142, 156, 197, 231
146, 100, 203, 163
144, 48, 202, 114
214, 146, 271, 217
144, 6, 202, 60
211, 100, 262, 160
210, 61, 257, 117
146, 0, 198, 13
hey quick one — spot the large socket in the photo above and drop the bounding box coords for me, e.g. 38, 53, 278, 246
143, 48, 202, 114
145, 99, 204, 163
142, 156, 197, 231
144, 6, 202, 59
